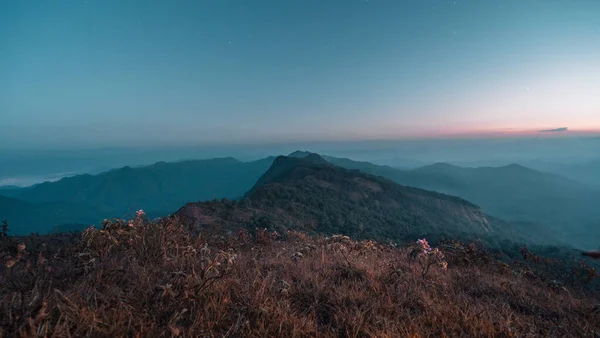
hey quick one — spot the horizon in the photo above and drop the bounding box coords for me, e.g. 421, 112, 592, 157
2, 126, 600, 152
2, 0, 600, 148
2, 134, 600, 188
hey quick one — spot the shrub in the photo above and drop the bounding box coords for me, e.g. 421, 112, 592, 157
409, 238, 448, 278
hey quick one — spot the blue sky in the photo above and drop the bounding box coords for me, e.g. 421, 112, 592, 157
1, 0, 599, 149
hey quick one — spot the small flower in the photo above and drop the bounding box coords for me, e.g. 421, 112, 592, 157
17, 243, 26, 253
136, 209, 145, 217
128, 221, 134, 227
200, 243, 210, 255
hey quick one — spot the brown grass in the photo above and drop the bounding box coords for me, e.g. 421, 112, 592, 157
1, 216, 599, 337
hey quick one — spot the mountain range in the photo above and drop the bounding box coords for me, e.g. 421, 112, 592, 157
0, 157, 274, 234
324, 156, 600, 247
177, 154, 533, 247
1, 151, 598, 248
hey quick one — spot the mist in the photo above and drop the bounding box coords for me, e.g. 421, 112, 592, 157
2, 136, 599, 187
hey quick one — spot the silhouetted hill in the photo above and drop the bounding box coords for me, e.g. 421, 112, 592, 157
178, 155, 538, 246
1, 157, 275, 234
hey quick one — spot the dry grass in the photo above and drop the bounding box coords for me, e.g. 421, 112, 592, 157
1, 216, 599, 337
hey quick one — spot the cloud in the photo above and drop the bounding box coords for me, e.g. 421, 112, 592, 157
0, 172, 79, 187
539, 127, 568, 133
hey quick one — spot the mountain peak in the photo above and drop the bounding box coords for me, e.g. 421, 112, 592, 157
277, 153, 328, 166
247, 154, 330, 195
288, 150, 312, 158
288, 150, 328, 162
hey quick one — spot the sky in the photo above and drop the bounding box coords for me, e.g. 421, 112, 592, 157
1, 0, 600, 149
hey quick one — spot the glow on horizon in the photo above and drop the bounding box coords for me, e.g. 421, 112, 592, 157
314, 128, 600, 143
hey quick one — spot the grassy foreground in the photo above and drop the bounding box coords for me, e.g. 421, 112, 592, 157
1, 215, 599, 337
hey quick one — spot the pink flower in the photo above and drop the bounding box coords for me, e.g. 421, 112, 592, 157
136, 209, 145, 217
129, 222, 134, 227
417, 238, 432, 254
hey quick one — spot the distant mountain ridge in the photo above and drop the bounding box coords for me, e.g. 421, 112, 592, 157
524, 158, 600, 187
0, 157, 275, 234
1, 150, 597, 249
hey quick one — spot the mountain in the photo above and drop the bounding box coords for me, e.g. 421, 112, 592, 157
1, 157, 275, 234
524, 158, 600, 187
178, 154, 541, 246
401, 163, 600, 239
4, 149, 597, 247
322, 156, 600, 248
248, 152, 329, 194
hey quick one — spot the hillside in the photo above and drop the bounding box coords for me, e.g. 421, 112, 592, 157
325, 155, 600, 248
1, 216, 598, 337
0, 157, 274, 234
178, 154, 540, 246
399, 163, 600, 248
